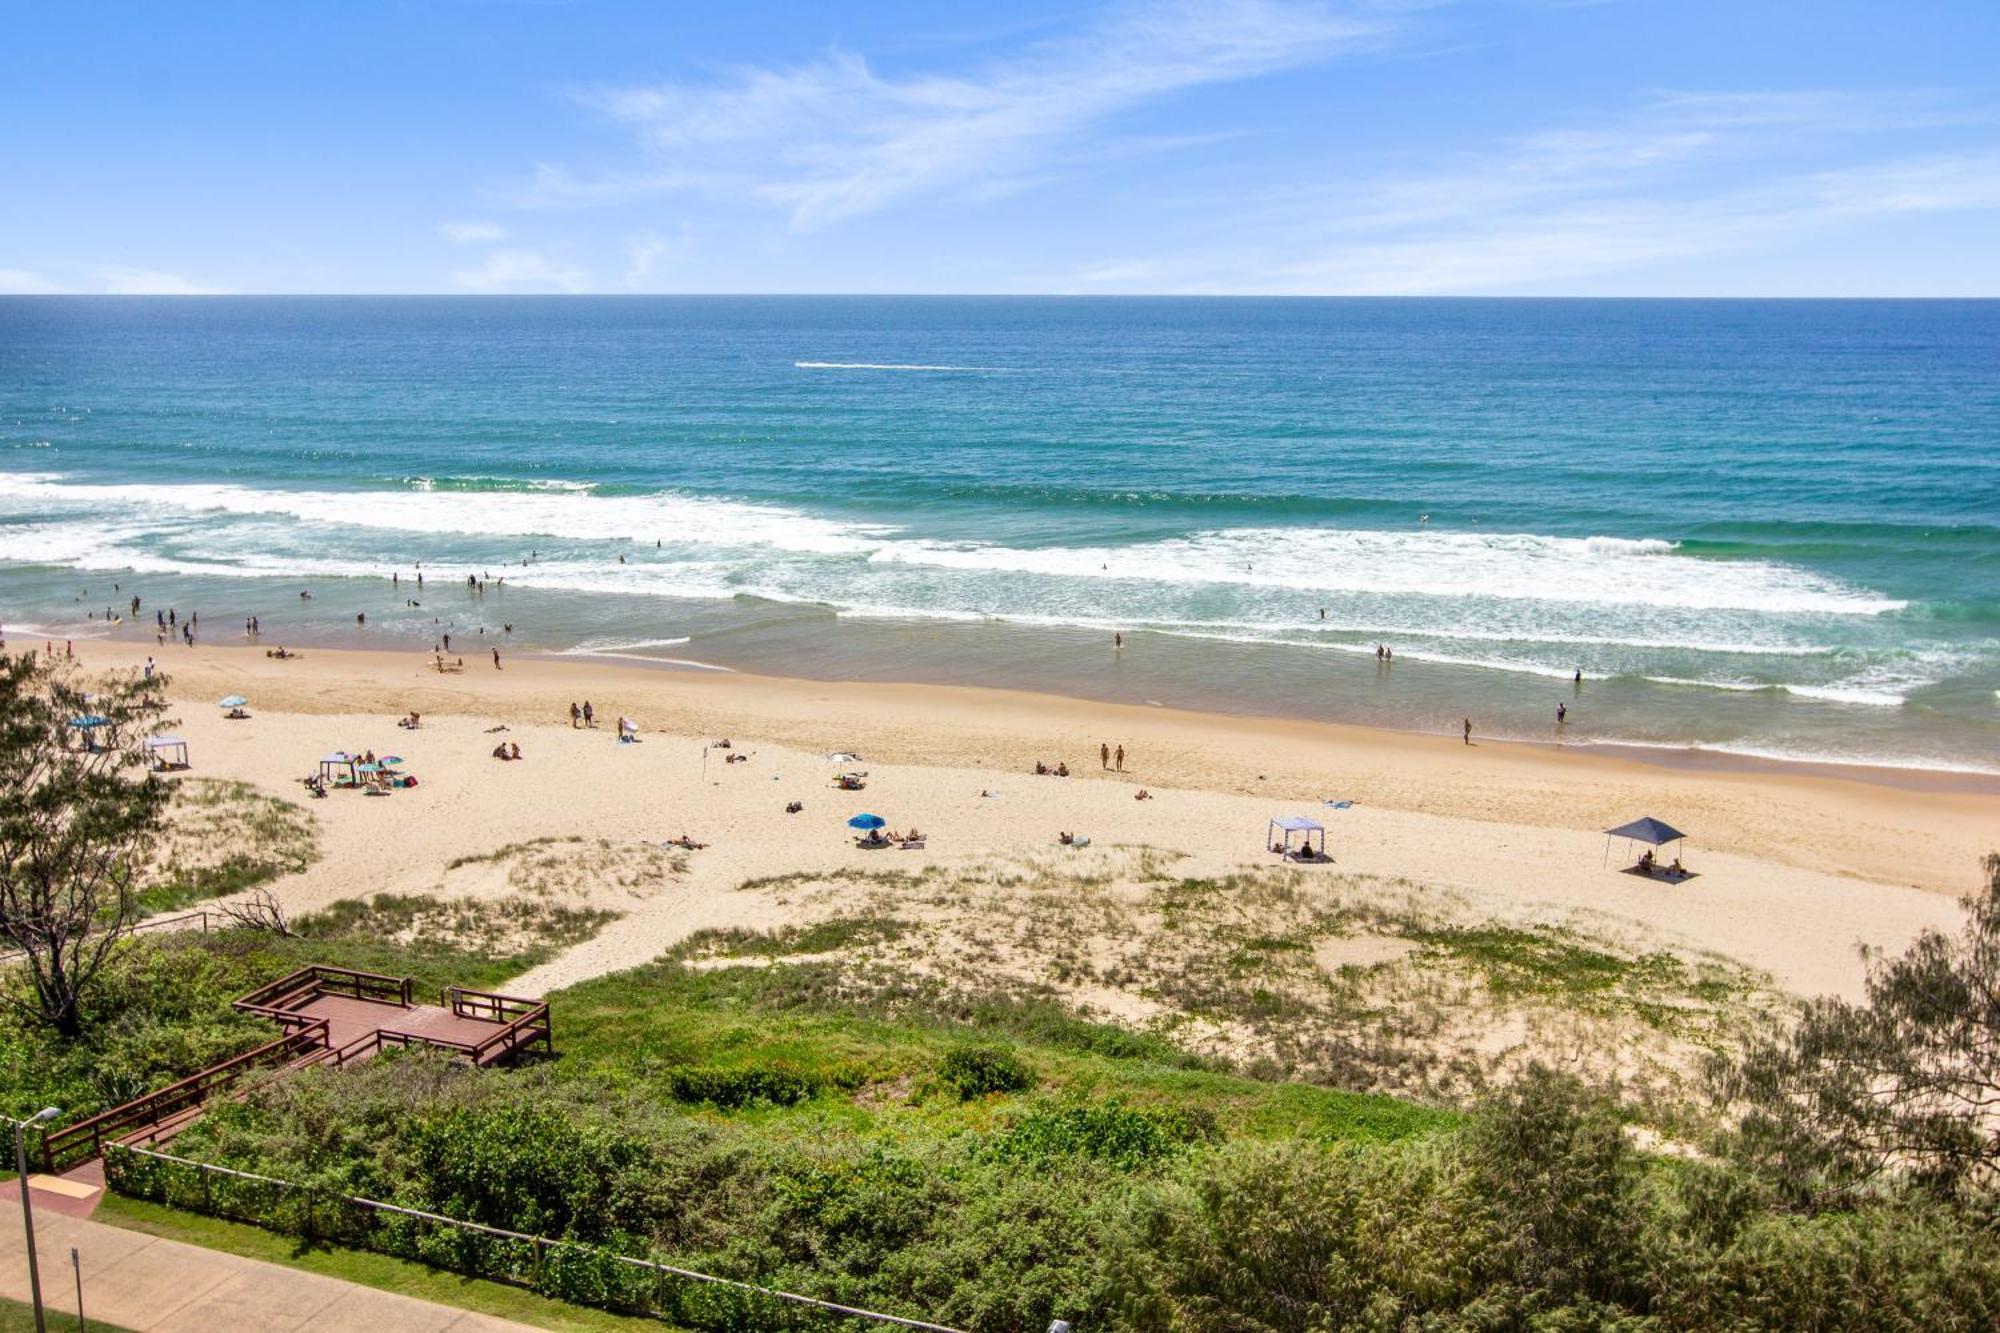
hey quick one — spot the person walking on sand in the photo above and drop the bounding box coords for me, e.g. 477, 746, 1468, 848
582, 700, 595, 728
569, 701, 581, 728
1101, 742, 1110, 770
492, 647, 501, 670
1115, 743, 1125, 771
1462, 718, 1472, 745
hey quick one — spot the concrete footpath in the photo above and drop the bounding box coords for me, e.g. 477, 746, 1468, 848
0, 1205, 541, 1331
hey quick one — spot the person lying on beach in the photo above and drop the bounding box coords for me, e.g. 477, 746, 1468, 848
493, 744, 511, 760
1134, 789, 1151, 800
725, 752, 749, 764
785, 801, 803, 814
397, 712, 422, 729
666, 834, 707, 849
1059, 831, 1073, 845
713, 738, 732, 749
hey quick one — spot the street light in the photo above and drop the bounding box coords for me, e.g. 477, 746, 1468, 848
10, 1107, 61, 1333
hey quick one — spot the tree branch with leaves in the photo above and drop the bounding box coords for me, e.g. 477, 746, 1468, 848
0, 653, 173, 1036
1716, 852, 2000, 1205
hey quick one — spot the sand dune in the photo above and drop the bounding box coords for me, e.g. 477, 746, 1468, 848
74, 641, 1993, 1005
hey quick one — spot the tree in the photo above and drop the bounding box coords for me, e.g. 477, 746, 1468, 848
0, 652, 172, 1036
1718, 853, 2000, 1204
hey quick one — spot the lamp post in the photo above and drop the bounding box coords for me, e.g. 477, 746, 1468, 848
11, 1106, 61, 1333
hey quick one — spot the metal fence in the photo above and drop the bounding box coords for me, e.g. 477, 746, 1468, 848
105, 1142, 967, 1332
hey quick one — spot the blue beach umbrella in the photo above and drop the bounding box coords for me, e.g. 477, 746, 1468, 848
846, 813, 886, 831
218, 695, 248, 709
378, 754, 404, 766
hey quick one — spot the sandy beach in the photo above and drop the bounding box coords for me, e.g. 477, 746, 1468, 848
46, 638, 1989, 1012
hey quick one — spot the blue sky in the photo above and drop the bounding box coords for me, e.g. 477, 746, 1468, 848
3, 1, 1997, 295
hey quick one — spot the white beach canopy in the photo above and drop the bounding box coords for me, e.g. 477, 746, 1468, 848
145, 736, 189, 769
1268, 815, 1326, 860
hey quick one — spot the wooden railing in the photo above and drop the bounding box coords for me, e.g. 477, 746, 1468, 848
233, 965, 413, 1022
444, 986, 552, 1066
40, 1021, 331, 1172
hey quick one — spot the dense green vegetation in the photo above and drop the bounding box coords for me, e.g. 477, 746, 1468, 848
13, 862, 2000, 1331
0, 895, 602, 1124
80, 912, 2000, 1332
97, 1193, 669, 1332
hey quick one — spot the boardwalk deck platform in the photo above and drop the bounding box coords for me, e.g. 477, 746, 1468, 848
39, 966, 550, 1172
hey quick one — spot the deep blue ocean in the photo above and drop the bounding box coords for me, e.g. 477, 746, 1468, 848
2, 296, 1996, 772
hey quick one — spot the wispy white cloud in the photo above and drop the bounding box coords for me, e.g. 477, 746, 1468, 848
96, 266, 233, 295
1058, 90, 2000, 293
440, 220, 508, 244
622, 231, 675, 288
0, 269, 70, 294
451, 247, 588, 293
533, 0, 1379, 227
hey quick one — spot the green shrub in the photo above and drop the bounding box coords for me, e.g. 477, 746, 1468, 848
935, 1044, 1035, 1100
997, 1099, 1218, 1168
665, 1065, 823, 1109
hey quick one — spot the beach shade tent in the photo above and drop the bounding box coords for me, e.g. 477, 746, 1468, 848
145, 736, 190, 770
1269, 816, 1326, 860
218, 695, 248, 709
67, 715, 110, 750
847, 813, 887, 831
318, 752, 359, 786
1604, 817, 1689, 870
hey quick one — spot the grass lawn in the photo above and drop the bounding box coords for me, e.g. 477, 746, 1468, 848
95, 1194, 678, 1332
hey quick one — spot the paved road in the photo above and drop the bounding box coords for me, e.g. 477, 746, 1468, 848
0, 1205, 541, 1332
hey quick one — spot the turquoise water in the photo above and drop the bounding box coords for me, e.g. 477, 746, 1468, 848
2, 296, 1996, 771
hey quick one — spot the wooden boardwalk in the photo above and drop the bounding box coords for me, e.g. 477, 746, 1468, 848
39, 966, 551, 1172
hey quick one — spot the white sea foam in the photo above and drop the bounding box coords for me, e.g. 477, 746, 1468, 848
557, 636, 692, 655
0, 470, 1924, 703
0, 473, 887, 553
871, 526, 1902, 616
1584, 737, 2000, 778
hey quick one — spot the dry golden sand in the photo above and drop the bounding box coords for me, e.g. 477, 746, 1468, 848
75, 641, 1996, 1005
